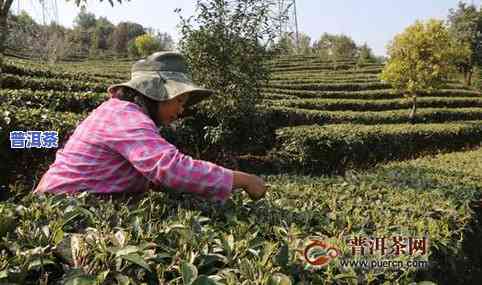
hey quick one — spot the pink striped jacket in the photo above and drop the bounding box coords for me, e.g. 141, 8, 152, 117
33, 98, 234, 203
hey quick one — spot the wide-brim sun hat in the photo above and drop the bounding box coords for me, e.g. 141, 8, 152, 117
108, 51, 214, 107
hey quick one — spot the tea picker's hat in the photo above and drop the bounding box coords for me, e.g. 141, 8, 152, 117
108, 51, 213, 107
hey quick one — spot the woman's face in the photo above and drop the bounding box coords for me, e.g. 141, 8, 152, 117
157, 94, 189, 126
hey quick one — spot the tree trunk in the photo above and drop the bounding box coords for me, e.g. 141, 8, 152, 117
467, 70, 473, 87
1, 0, 15, 78
463, 66, 474, 87
408, 94, 417, 124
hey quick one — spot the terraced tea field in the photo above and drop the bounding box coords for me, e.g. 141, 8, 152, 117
0, 55, 481, 284
257, 56, 482, 175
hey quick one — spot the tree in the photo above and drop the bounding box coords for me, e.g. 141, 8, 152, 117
112, 22, 129, 54
272, 31, 310, 55
92, 16, 114, 51
273, 32, 296, 54
156, 31, 174, 51
357, 42, 377, 64
133, 33, 160, 57
0, 0, 127, 73
144, 28, 174, 51
297, 32, 311, 55
333, 34, 358, 59
380, 19, 464, 123
447, 1, 482, 86
112, 21, 144, 55
126, 22, 144, 40
313, 33, 358, 60
74, 6, 96, 30
5, 10, 39, 52
177, 0, 277, 153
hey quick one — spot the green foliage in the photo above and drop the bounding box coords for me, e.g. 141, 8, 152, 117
127, 39, 140, 58
272, 64, 383, 74
448, 1, 482, 85
263, 88, 481, 100
273, 32, 312, 55
1, 2, 170, 61
273, 32, 296, 55
274, 121, 482, 174
1, 41, 482, 284
92, 16, 115, 51
1, 74, 109, 93
5, 11, 39, 51
380, 19, 461, 95
154, 31, 175, 51
264, 97, 482, 112
2, 61, 122, 82
265, 81, 390, 92
356, 43, 377, 65
133, 33, 161, 57
177, 0, 277, 152
0, 89, 107, 112
312, 33, 359, 60
74, 6, 97, 30
1, 147, 482, 283
262, 106, 482, 127
380, 19, 466, 121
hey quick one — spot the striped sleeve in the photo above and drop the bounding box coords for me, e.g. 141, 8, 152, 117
105, 114, 234, 203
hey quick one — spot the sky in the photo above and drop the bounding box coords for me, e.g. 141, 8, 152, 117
12, 0, 482, 56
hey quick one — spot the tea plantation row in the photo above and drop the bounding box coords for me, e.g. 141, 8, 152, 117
0, 146, 480, 284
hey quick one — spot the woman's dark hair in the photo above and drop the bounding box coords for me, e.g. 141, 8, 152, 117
111, 86, 162, 127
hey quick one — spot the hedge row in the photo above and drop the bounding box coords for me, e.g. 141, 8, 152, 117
269, 79, 465, 89
269, 74, 380, 81
263, 97, 482, 112
271, 63, 384, 73
1, 74, 110, 93
264, 82, 391, 92
3, 146, 481, 284
5, 58, 130, 80
262, 88, 482, 100
2, 63, 125, 83
272, 67, 384, 76
262, 93, 300, 100
0, 89, 108, 113
268, 58, 357, 66
260, 106, 482, 127
268, 77, 383, 84
273, 121, 482, 174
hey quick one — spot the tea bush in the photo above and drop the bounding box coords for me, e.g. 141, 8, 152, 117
261, 106, 482, 127
264, 82, 390, 92
274, 121, 482, 174
2, 63, 116, 83
264, 97, 482, 112
0, 89, 108, 112
1, 74, 109, 93
262, 88, 482, 100
0, 147, 480, 284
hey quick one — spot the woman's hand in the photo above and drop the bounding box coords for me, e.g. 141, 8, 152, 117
233, 171, 267, 200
